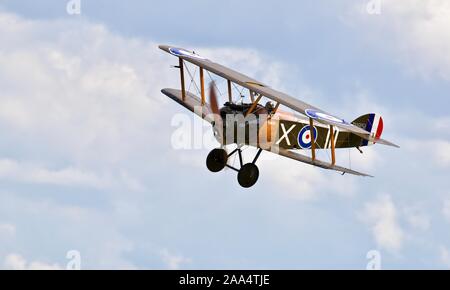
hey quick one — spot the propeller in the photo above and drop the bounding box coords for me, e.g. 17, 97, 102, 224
209, 81, 220, 115
209, 82, 223, 143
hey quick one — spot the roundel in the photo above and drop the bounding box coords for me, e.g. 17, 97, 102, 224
305, 109, 347, 125
298, 125, 318, 149
168, 47, 206, 60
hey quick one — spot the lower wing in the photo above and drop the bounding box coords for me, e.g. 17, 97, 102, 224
265, 146, 373, 177
161, 88, 214, 124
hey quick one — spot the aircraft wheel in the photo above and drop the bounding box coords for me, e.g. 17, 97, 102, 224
206, 148, 228, 172
237, 163, 259, 188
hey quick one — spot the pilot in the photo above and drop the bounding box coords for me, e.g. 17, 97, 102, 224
265, 101, 275, 114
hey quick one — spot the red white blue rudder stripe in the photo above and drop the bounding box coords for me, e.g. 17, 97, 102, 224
351, 113, 384, 146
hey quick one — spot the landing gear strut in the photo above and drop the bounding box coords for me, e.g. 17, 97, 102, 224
206, 147, 263, 188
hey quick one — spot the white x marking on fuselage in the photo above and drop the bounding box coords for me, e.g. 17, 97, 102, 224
276, 123, 296, 146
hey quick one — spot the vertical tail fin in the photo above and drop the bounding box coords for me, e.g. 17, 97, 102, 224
351, 113, 384, 146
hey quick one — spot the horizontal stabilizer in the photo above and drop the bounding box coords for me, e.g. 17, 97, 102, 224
351, 113, 399, 148
373, 138, 400, 148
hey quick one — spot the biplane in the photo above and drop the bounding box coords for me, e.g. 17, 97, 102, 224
159, 45, 399, 188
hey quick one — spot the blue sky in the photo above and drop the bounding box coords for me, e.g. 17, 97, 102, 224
0, 0, 450, 269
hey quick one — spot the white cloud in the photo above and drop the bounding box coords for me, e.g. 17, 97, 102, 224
0, 192, 138, 270
442, 199, 450, 223
406, 139, 450, 168
0, 223, 15, 238
0, 11, 173, 168
350, 0, 450, 80
360, 194, 404, 253
160, 249, 191, 270
440, 246, 450, 268
402, 206, 430, 231
433, 142, 450, 167
0, 158, 144, 191
433, 117, 450, 132
3, 253, 62, 270
201, 47, 293, 91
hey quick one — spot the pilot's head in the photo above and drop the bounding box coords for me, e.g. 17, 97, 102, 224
265, 101, 274, 111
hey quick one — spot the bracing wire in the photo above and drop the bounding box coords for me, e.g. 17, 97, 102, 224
348, 148, 352, 169
187, 66, 197, 93
184, 63, 201, 95
206, 70, 224, 98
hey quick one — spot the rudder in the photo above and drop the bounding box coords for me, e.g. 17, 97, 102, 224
351, 113, 383, 146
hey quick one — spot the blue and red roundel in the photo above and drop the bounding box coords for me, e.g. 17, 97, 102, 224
298, 126, 318, 149
168, 47, 206, 60
305, 109, 347, 125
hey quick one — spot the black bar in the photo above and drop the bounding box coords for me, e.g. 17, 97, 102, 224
2, 269, 422, 288
228, 148, 239, 157
238, 149, 243, 167
225, 165, 239, 172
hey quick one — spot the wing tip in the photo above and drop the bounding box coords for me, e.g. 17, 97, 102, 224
158, 44, 171, 53
161, 88, 173, 96
337, 168, 373, 177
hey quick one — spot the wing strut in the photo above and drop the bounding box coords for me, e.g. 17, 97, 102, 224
330, 125, 336, 166
272, 102, 280, 114
200, 67, 205, 105
227, 79, 232, 102
309, 118, 316, 161
245, 95, 262, 117
249, 90, 255, 102
179, 58, 186, 101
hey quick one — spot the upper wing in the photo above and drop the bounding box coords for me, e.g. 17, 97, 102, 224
159, 45, 376, 140
267, 146, 373, 177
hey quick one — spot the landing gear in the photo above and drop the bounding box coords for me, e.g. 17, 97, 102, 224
237, 163, 259, 188
206, 148, 228, 172
206, 146, 263, 188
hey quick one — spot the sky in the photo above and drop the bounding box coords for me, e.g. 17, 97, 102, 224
0, 0, 450, 269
